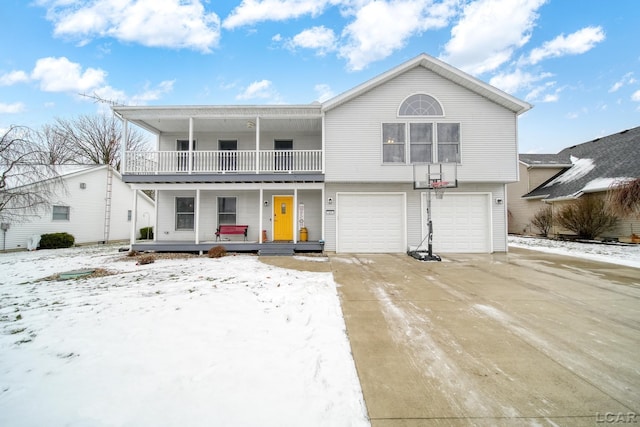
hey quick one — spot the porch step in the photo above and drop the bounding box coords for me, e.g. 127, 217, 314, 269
258, 244, 295, 256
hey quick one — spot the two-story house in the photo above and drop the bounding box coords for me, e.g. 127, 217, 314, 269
114, 53, 531, 255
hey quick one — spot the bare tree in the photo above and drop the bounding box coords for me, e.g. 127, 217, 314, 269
0, 126, 62, 223
607, 178, 640, 218
47, 113, 148, 169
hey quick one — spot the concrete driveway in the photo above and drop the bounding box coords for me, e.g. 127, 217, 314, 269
329, 248, 640, 426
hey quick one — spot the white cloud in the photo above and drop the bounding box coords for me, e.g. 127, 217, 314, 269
527, 26, 605, 65
31, 57, 106, 92
236, 80, 281, 101
314, 84, 335, 102
340, 0, 458, 71
441, 0, 546, 75
131, 80, 176, 104
524, 81, 553, 101
40, 0, 220, 53
489, 69, 553, 94
0, 70, 29, 86
632, 90, 640, 102
609, 72, 637, 93
287, 26, 337, 55
0, 102, 26, 114
223, 0, 332, 29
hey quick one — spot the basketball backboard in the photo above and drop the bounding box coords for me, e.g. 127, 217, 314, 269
413, 163, 458, 190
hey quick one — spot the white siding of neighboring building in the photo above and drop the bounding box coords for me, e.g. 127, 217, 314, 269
3, 167, 155, 251
324, 67, 518, 184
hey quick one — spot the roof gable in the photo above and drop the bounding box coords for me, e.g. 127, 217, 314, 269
322, 53, 532, 114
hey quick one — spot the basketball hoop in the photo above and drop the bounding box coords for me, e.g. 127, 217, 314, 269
431, 180, 449, 199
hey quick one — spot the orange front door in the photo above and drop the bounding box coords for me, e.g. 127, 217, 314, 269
273, 196, 293, 241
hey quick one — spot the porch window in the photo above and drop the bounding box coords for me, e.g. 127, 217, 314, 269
382, 123, 405, 163
410, 123, 433, 163
437, 123, 460, 163
217, 197, 237, 225
176, 197, 195, 230
52, 205, 70, 221
177, 140, 196, 172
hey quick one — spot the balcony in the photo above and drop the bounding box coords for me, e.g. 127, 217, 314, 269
123, 150, 323, 181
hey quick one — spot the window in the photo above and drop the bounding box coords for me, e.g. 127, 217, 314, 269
399, 94, 443, 116
410, 123, 433, 163
218, 140, 237, 172
127, 210, 132, 222
177, 140, 196, 172
176, 197, 195, 230
52, 205, 70, 221
437, 123, 460, 163
218, 197, 237, 225
382, 123, 405, 163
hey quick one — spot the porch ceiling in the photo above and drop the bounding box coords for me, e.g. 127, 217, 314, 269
114, 105, 323, 135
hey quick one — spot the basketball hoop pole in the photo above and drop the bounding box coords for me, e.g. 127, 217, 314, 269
425, 187, 441, 261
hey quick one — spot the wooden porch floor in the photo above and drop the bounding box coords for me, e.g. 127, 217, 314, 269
130, 240, 324, 255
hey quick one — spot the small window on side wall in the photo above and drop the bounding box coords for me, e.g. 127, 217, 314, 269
52, 205, 70, 221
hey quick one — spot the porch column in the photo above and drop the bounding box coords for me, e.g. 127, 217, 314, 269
259, 188, 264, 243
121, 118, 128, 175
194, 189, 201, 244
188, 117, 194, 174
321, 113, 325, 174
130, 189, 138, 247
293, 187, 298, 244
321, 186, 325, 242
255, 116, 260, 174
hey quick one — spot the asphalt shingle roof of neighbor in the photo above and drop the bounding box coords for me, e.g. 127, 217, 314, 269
519, 153, 572, 166
523, 126, 640, 200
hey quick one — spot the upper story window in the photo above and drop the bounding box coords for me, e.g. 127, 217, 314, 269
382, 123, 406, 163
399, 94, 443, 116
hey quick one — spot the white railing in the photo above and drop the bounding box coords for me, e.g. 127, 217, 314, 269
124, 150, 323, 174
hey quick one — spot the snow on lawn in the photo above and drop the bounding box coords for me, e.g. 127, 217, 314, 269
508, 235, 640, 268
0, 245, 370, 427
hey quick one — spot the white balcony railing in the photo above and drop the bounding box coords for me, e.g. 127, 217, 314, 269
124, 150, 323, 174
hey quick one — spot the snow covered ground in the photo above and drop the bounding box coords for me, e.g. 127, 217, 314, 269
0, 246, 369, 427
508, 235, 640, 268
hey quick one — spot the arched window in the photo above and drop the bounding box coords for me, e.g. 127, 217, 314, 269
399, 94, 443, 116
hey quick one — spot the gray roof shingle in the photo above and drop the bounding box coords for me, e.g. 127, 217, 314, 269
523, 126, 640, 200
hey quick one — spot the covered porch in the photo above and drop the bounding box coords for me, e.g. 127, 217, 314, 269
128, 182, 325, 255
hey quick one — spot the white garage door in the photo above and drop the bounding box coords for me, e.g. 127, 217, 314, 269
337, 193, 406, 253
426, 193, 491, 253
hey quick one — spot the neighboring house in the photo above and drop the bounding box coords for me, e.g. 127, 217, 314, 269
113, 53, 531, 255
1, 165, 155, 251
507, 154, 572, 234
510, 126, 640, 240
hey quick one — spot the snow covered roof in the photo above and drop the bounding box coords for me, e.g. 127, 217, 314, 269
519, 153, 572, 167
523, 126, 640, 200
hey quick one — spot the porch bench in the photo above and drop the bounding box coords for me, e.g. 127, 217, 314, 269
215, 224, 248, 241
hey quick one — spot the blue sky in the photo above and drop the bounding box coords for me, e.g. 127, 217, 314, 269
1, 0, 639, 154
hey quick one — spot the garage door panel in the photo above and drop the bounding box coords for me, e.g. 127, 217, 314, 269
337, 193, 405, 253
427, 193, 490, 253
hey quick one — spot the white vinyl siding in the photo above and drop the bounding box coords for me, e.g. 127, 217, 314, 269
324, 66, 518, 183
337, 193, 406, 253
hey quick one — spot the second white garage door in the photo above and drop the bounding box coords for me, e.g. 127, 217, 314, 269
337, 193, 406, 253
425, 193, 491, 253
